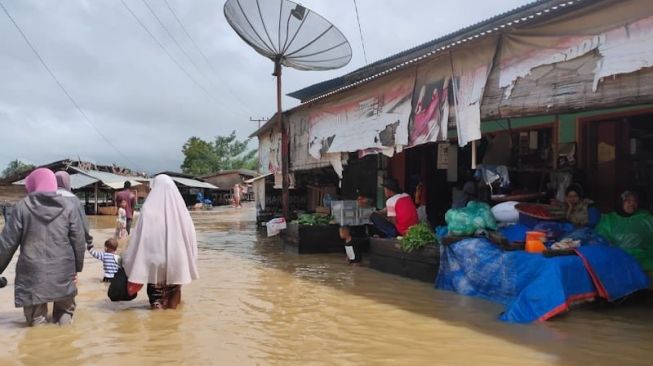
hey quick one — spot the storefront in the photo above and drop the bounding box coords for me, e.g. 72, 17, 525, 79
253, 0, 653, 227
247, 0, 653, 323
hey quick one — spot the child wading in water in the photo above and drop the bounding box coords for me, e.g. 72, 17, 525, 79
88, 238, 121, 282
339, 226, 363, 266
116, 199, 127, 239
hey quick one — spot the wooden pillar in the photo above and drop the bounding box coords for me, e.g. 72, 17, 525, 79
94, 182, 98, 215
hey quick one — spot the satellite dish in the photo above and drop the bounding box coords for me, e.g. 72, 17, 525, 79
224, 0, 352, 219
224, 0, 352, 71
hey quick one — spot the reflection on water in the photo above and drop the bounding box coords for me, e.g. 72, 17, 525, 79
1, 204, 652, 365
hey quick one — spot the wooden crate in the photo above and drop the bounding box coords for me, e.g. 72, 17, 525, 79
369, 237, 440, 283
282, 222, 369, 254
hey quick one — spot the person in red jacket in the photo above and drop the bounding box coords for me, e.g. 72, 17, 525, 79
369, 177, 419, 238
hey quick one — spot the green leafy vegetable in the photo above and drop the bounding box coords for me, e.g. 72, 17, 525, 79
400, 223, 436, 252
295, 213, 332, 226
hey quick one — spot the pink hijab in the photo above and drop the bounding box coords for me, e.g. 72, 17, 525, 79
25, 168, 57, 193
123, 174, 199, 285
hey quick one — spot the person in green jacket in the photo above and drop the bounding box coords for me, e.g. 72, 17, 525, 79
596, 191, 653, 279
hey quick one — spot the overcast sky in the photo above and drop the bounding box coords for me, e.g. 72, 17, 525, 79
0, 0, 532, 174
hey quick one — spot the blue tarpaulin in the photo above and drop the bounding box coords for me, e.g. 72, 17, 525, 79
436, 236, 649, 323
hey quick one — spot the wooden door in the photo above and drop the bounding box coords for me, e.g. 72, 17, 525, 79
586, 119, 628, 212
595, 121, 618, 212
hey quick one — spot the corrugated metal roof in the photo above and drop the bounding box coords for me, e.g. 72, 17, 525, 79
201, 169, 257, 178
69, 174, 100, 189
103, 180, 142, 189
287, 0, 591, 102
170, 176, 218, 189
11, 173, 100, 190
70, 167, 142, 189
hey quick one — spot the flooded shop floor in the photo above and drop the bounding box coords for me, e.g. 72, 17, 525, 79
1, 204, 652, 365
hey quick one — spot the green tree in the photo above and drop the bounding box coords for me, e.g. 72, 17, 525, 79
213, 131, 258, 171
181, 137, 220, 176
180, 131, 258, 176
2, 160, 35, 179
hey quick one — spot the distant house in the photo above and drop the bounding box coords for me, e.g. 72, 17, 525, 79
8, 159, 147, 215
201, 169, 256, 205
155, 171, 219, 207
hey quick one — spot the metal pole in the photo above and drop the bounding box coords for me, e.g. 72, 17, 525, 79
471, 140, 477, 170
274, 59, 290, 220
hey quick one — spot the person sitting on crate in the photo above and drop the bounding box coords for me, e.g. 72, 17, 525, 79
369, 177, 418, 238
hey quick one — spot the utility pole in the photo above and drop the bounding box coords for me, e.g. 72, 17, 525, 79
249, 117, 268, 129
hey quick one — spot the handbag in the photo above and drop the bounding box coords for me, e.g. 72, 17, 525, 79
108, 267, 138, 302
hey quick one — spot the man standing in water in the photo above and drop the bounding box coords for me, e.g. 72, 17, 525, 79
115, 181, 136, 235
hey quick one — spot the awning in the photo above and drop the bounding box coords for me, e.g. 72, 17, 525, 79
170, 176, 218, 189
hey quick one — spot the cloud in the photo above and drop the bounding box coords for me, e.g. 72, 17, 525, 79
0, 0, 531, 174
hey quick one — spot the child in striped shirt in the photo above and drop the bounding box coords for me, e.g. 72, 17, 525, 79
88, 238, 121, 282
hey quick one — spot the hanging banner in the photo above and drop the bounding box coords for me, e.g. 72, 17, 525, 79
308, 72, 415, 159
258, 123, 282, 174
289, 110, 332, 171
497, 2, 653, 98
593, 15, 653, 91
450, 36, 499, 147
408, 58, 450, 147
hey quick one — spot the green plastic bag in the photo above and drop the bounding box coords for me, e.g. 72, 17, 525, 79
445, 201, 497, 236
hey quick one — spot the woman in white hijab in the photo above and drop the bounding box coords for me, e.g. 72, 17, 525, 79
123, 174, 199, 309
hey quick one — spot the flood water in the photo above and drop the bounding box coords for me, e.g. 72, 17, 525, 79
1, 204, 652, 365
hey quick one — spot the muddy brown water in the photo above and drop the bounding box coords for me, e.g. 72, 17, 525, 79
1, 204, 652, 365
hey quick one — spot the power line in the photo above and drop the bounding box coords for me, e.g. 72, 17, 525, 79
140, 0, 206, 79
163, 0, 216, 74
119, 0, 228, 111
352, 0, 368, 64
249, 117, 268, 129
0, 0, 141, 171
162, 0, 254, 113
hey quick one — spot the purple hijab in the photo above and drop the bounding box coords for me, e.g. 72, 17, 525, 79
55, 171, 72, 191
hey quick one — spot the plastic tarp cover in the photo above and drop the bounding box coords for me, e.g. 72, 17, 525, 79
436, 236, 649, 323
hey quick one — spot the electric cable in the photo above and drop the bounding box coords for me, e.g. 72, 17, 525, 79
0, 0, 141, 171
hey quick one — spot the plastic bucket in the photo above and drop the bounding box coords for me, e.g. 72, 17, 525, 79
525, 231, 546, 253
526, 231, 546, 242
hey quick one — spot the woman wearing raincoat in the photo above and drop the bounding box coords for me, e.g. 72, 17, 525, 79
0, 168, 86, 326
